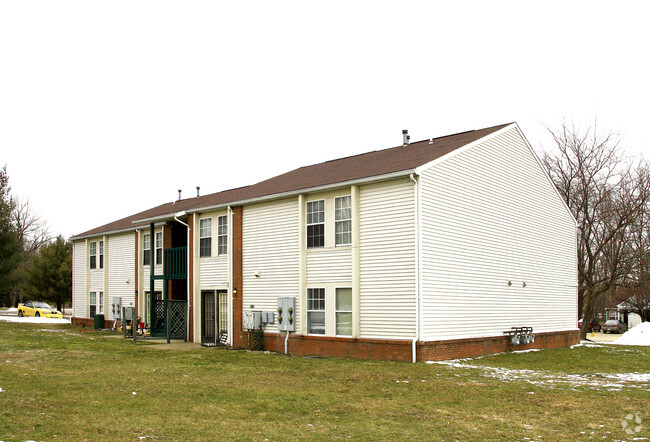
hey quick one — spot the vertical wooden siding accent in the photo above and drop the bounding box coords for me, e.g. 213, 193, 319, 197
72, 241, 87, 318
419, 127, 578, 341
231, 207, 243, 346
358, 178, 416, 339
187, 213, 195, 343
107, 233, 136, 320
242, 198, 300, 333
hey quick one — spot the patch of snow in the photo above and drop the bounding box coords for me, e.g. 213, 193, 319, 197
570, 341, 605, 349
0, 316, 70, 324
612, 322, 650, 346
427, 358, 649, 391
5, 307, 17, 312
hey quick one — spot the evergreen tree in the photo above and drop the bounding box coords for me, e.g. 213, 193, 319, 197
24, 236, 72, 311
0, 165, 21, 302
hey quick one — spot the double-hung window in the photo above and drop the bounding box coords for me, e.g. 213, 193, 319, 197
98, 291, 104, 314
217, 215, 228, 256
200, 218, 212, 257
335, 288, 352, 336
335, 196, 351, 246
98, 240, 104, 269
307, 288, 326, 334
155, 232, 163, 265
89, 242, 97, 269
306, 200, 325, 248
89, 291, 96, 318
143, 234, 151, 266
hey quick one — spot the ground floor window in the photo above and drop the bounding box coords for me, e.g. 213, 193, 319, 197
335, 288, 352, 336
307, 288, 326, 334
89, 292, 96, 318
98, 291, 104, 315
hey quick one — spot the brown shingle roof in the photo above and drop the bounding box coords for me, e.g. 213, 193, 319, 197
71, 123, 511, 239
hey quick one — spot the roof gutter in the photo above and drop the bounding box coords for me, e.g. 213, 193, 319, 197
70, 222, 167, 241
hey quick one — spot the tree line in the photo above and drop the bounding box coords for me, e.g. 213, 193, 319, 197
0, 165, 71, 311
542, 121, 650, 339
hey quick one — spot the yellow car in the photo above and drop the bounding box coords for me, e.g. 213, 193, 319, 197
17, 301, 63, 319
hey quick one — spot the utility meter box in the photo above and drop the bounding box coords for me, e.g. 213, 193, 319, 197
243, 311, 262, 330
277, 297, 296, 332
112, 297, 122, 320
123, 306, 135, 321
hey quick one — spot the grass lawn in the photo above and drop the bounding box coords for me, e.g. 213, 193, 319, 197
1, 322, 648, 440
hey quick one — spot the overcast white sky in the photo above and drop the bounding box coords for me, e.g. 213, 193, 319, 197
1, 1, 649, 239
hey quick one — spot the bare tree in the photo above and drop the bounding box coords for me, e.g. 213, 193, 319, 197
13, 198, 51, 254
542, 120, 650, 339
8, 198, 51, 306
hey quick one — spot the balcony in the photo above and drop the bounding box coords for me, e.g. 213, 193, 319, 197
164, 247, 187, 279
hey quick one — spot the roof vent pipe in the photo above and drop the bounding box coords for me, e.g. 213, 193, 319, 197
178, 189, 182, 201
402, 129, 410, 146
196, 186, 200, 197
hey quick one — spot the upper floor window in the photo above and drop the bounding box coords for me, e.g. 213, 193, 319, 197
89, 242, 97, 269
335, 196, 351, 246
99, 240, 104, 269
306, 200, 325, 248
200, 218, 212, 257
217, 215, 228, 256
155, 232, 163, 265
143, 234, 151, 266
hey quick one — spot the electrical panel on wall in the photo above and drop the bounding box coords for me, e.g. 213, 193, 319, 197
243, 311, 262, 330
112, 297, 122, 320
277, 297, 296, 332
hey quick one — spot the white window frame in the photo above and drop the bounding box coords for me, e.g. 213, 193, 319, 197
89, 291, 97, 318
306, 200, 325, 248
99, 291, 104, 314
199, 218, 212, 258
89, 242, 97, 269
99, 240, 104, 269
217, 215, 228, 256
307, 287, 326, 335
143, 234, 151, 266
335, 195, 352, 246
155, 232, 163, 265
335, 287, 352, 336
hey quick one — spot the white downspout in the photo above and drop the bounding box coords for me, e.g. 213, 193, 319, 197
410, 173, 420, 363
174, 214, 191, 342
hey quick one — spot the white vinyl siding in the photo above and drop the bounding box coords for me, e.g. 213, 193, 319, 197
89, 264, 104, 292
359, 178, 416, 339
419, 126, 578, 341
107, 233, 136, 320
199, 258, 229, 287
72, 241, 86, 318
306, 248, 352, 285
243, 198, 300, 332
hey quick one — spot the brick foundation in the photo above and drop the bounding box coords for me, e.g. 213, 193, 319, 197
261, 329, 580, 362
71, 316, 117, 330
